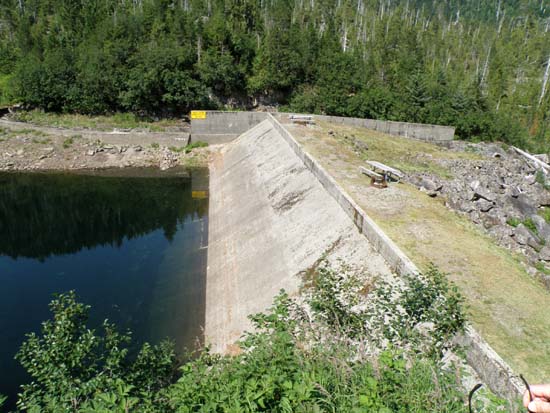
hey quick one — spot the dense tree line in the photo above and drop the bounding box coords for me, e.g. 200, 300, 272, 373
1, 0, 550, 149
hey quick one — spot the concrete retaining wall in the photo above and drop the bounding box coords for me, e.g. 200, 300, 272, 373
191, 111, 267, 144
265, 113, 523, 400
191, 111, 454, 144
278, 113, 455, 142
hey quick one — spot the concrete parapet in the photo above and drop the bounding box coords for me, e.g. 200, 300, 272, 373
304, 114, 455, 142
191, 111, 454, 144
190, 111, 267, 144
266, 113, 522, 400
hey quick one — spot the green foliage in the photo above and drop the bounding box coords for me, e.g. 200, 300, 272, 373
0, 394, 6, 409
535, 262, 550, 276
523, 218, 539, 235
11, 264, 511, 412
62, 135, 80, 148
11, 110, 180, 131
1, 0, 548, 149
536, 170, 550, 190
168, 141, 208, 154
168, 289, 470, 413
15, 291, 178, 412
507, 217, 521, 227
540, 207, 550, 224
0, 74, 15, 106
184, 141, 208, 154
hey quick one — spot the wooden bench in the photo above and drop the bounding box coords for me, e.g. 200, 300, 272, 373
290, 115, 315, 125
365, 160, 404, 182
359, 166, 387, 188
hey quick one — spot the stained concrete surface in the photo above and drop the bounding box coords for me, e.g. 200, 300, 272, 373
205, 120, 394, 352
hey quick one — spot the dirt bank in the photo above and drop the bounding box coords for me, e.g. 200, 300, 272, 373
0, 119, 210, 172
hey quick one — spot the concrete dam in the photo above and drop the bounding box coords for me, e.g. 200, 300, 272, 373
200, 112, 523, 399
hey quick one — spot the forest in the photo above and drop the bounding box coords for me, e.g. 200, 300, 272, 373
0, 0, 550, 149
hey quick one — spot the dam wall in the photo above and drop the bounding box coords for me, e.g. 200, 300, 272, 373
191, 111, 268, 144
205, 119, 394, 353
205, 112, 522, 400
265, 113, 523, 399
191, 111, 454, 144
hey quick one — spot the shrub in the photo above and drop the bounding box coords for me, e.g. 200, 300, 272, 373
15, 291, 177, 412
13, 266, 509, 412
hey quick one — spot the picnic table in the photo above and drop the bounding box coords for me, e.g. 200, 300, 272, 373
290, 115, 315, 125
360, 160, 404, 188
365, 160, 404, 182
359, 166, 387, 188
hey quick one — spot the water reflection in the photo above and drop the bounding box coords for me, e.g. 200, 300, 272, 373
0, 170, 208, 259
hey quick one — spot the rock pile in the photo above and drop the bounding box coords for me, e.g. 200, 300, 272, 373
408, 142, 550, 285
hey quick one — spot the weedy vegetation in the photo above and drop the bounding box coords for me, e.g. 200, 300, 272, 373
6, 264, 514, 412
506, 217, 521, 227
536, 170, 550, 191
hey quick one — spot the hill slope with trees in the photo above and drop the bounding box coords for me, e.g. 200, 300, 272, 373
1, 0, 549, 149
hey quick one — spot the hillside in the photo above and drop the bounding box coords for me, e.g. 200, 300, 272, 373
0, 0, 549, 150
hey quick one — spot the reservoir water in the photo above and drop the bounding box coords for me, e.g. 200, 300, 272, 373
0, 169, 208, 408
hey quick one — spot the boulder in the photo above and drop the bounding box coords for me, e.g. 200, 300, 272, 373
510, 187, 522, 198
537, 192, 550, 207
532, 216, 550, 243
512, 224, 540, 247
446, 195, 474, 213
510, 194, 537, 216
482, 209, 505, 228
475, 199, 494, 212
469, 180, 494, 202
539, 247, 550, 261
415, 176, 442, 192
534, 154, 550, 164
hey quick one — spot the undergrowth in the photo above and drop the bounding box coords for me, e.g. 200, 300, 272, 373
4, 264, 513, 412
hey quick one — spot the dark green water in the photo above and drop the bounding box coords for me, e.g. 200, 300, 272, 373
0, 169, 208, 408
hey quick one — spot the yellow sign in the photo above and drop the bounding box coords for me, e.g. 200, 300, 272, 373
191, 110, 207, 120
192, 191, 208, 199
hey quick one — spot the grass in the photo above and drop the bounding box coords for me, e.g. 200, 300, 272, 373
540, 207, 550, 224
536, 262, 550, 276
536, 170, 550, 190
169, 141, 208, 154
11, 110, 183, 132
32, 137, 51, 144
63, 135, 81, 149
523, 217, 539, 235
314, 121, 483, 179
0, 126, 52, 141
507, 217, 521, 227
290, 120, 550, 382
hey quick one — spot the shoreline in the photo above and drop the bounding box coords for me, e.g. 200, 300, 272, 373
0, 118, 211, 172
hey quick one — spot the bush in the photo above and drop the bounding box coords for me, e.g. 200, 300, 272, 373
12, 265, 509, 412
15, 291, 177, 412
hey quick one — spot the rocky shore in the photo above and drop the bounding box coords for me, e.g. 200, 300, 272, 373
0, 121, 210, 172
408, 141, 550, 287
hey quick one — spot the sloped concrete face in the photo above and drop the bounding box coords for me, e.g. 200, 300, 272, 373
205, 120, 393, 352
